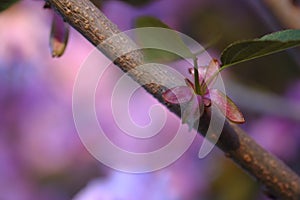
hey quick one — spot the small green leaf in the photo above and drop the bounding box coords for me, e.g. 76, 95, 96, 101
221, 29, 300, 68
0, 0, 19, 12
134, 16, 194, 62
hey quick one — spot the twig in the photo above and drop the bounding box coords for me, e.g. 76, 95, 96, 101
45, 0, 300, 199
262, 0, 300, 29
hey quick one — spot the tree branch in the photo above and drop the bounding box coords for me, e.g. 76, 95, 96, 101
262, 0, 300, 29
45, 0, 300, 199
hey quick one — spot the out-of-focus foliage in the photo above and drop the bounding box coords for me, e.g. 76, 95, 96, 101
207, 159, 260, 200
134, 16, 193, 62
90, 0, 103, 8
0, 0, 19, 12
117, 0, 154, 7
135, 16, 170, 28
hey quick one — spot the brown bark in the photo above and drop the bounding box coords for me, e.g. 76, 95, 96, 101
263, 0, 300, 29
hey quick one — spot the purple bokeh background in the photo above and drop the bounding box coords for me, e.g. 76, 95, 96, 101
1, 0, 300, 199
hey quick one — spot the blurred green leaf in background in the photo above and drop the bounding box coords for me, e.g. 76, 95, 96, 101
0, 0, 19, 12
134, 16, 194, 63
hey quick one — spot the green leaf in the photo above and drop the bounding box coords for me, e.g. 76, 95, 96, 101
134, 16, 194, 62
221, 29, 300, 68
0, 0, 19, 12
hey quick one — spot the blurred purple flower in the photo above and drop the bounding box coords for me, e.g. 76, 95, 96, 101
248, 79, 300, 161
73, 150, 213, 200
285, 80, 300, 103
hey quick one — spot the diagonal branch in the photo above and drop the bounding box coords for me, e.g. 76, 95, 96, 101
262, 0, 300, 29
45, 0, 300, 199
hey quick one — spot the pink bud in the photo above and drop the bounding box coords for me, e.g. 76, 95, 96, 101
50, 12, 70, 57
209, 89, 245, 123
162, 86, 193, 104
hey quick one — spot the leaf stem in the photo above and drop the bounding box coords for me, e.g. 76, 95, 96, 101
193, 56, 201, 95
